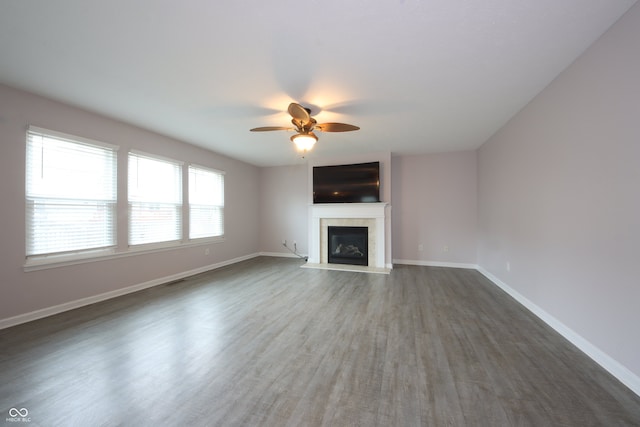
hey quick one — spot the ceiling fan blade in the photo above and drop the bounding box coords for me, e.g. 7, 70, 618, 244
250, 126, 293, 132
315, 123, 360, 132
288, 102, 311, 124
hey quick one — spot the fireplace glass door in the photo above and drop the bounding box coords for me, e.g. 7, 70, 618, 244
327, 226, 368, 266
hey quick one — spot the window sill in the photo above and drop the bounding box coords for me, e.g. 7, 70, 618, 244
23, 236, 225, 272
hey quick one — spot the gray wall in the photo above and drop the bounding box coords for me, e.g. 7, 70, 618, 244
392, 151, 477, 266
0, 84, 260, 322
258, 152, 403, 265
477, 4, 640, 381
256, 152, 480, 266
259, 164, 308, 255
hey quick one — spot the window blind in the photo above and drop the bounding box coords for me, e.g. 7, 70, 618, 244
25, 127, 118, 257
128, 151, 182, 246
189, 165, 225, 239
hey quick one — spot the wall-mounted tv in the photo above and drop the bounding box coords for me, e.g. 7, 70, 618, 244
313, 161, 380, 204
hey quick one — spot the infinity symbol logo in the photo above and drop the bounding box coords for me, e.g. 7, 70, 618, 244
8, 408, 28, 417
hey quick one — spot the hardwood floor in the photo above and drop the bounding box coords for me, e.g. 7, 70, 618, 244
1, 257, 639, 426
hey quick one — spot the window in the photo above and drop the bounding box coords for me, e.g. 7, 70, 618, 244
25, 127, 118, 257
189, 165, 225, 239
128, 152, 182, 246
25, 129, 225, 268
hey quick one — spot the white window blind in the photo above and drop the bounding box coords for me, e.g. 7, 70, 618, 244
128, 152, 182, 246
25, 127, 118, 257
189, 165, 225, 239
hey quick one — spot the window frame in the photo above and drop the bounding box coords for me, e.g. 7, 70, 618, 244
188, 164, 225, 241
25, 126, 119, 264
127, 150, 184, 249
23, 130, 228, 273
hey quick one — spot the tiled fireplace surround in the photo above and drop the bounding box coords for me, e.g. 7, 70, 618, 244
305, 202, 390, 273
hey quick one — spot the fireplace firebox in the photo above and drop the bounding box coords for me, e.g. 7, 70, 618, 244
328, 226, 368, 266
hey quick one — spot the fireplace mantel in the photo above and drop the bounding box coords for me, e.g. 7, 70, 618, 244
305, 202, 390, 273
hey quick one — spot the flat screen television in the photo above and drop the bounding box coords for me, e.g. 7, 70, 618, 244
313, 161, 380, 203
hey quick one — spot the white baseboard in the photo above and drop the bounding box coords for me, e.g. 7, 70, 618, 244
0, 253, 260, 330
476, 266, 640, 397
393, 258, 478, 269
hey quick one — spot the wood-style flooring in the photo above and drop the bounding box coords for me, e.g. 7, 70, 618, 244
1, 257, 639, 426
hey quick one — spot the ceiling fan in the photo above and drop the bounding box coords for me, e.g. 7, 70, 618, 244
250, 102, 360, 154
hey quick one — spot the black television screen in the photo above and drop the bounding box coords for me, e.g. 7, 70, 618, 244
313, 161, 380, 203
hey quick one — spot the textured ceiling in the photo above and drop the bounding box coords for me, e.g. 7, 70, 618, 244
0, 0, 636, 166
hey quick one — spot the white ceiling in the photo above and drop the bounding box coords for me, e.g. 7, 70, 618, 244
0, 1, 636, 167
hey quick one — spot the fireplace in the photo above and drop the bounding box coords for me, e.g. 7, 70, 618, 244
306, 202, 390, 273
328, 226, 368, 266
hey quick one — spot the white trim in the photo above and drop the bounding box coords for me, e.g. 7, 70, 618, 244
24, 237, 225, 272
476, 266, 640, 398
393, 259, 477, 269
28, 125, 120, 150
189, 163, 226, 175
309, 202, 388, 268
129, 149, 184, 165
4, 253, 259, 330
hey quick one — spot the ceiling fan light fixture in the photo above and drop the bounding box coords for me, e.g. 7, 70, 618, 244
290, 133, 317, 152
251, 102, 358, 156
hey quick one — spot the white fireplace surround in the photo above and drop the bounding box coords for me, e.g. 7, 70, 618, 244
306, 202, 390, 273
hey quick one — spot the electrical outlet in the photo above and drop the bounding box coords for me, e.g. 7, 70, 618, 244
282, 239, 286, 246
443, 246, 449, 252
